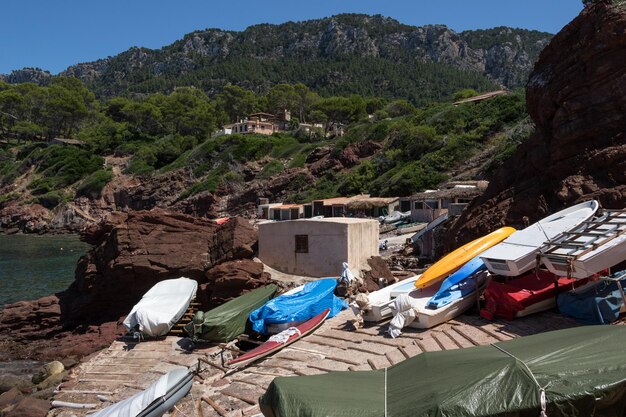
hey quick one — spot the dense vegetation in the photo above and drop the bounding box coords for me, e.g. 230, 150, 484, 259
0, 72, 532, 211
42, 14, 550, 101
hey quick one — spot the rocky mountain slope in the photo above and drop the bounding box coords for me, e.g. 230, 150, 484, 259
1, 14, 550, 100
448, 1, 626, 245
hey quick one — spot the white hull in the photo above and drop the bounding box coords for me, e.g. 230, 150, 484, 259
363, 276, 420, 322
481, 201, 599, 277
123, 278, 198, 337
407, 275, 487, 329
543, 234, 626, 279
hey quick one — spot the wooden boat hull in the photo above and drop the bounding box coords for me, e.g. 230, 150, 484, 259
228, 308, 330, 368
415, 227, 516, 289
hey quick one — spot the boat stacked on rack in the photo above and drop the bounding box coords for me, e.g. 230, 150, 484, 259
540, 209, 626, 278
479, 200, 599, 276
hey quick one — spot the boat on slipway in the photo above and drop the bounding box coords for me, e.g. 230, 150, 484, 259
414, 226, 516, 289
90, 367, 193, 417
123, 278, 198, 337
249, 278, 346, 335
540, 209, 626, 279
388, 270, 489, 335
228, 308, 330, 368
260, 326, 626, 417
480, 200, 599, 277
479, 270, 587, 321
184, 284, 278, 342
361, 275, 421, 322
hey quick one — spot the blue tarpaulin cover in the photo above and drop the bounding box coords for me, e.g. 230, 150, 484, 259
249, 278, 347, 334
558, 277, 626, 324
427, 256, 486, 309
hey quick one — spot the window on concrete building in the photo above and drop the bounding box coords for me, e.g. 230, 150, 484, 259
295, 235, 309, 253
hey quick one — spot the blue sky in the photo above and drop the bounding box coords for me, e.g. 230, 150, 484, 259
1, 0, 583, 74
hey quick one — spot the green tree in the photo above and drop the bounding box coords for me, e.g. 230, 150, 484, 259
215, 85, 260, 124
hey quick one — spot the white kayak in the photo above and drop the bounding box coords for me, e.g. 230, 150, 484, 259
124, 277, 198, 337
90, 367, 193, 417
480, 201, 599, 276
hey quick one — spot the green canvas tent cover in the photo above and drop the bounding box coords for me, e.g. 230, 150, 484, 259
184, 284, 277, 342
260, 325, 626, 417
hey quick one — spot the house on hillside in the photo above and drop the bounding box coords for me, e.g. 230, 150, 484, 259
231, 112, 278, 135
407, 181, 488, 259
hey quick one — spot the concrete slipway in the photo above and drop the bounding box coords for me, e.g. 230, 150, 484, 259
49, 309, 618, 417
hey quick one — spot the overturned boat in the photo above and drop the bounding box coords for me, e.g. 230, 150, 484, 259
91, 367, 193, 417
124, 277, 198, 337
260, 326, 626, 417
480, 200, 599, 276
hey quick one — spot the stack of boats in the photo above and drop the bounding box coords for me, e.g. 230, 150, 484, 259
361, 200, 626, 335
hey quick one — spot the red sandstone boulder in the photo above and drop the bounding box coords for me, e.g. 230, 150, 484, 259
449, 1, 626, 245
203, 259, 272, 308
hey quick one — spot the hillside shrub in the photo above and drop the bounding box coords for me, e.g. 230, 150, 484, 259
76, 169, 114, 199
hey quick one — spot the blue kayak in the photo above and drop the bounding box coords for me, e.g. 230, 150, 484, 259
249, 278, 347, 335
426, 256, 486, 310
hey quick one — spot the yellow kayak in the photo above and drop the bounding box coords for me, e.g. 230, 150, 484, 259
415, 226, 516, 289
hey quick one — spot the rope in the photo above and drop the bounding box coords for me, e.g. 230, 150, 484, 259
384, 367, 388, 417
268, 327, 301, 344
491, 343, 549, 417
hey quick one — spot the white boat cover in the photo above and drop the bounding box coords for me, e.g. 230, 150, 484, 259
123, 277, 198, 337
91, 367, 191, 417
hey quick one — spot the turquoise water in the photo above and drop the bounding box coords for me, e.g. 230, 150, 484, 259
0, 234, 88, 307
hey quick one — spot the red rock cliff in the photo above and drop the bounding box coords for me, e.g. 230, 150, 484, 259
449, 1, 626, 244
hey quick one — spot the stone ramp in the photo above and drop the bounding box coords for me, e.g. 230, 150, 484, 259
49, 309, 584, 417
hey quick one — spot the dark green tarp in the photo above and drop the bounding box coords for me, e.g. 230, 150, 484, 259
184, 284, 277, 342
260, 326, 626, 417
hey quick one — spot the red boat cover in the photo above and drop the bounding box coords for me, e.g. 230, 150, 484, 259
480, 270, 585, 321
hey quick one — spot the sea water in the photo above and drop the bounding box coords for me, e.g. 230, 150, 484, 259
0, 234, 88, 307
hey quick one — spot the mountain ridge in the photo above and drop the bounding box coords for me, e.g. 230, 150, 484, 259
1, 14, 551, 102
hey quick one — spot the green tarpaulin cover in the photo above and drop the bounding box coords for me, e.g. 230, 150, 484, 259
184, 284, 277, 342
260, 325, 626, 417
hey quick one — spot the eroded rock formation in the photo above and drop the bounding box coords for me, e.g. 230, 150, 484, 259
449, 1, 626, 244
0, 211, 262, 361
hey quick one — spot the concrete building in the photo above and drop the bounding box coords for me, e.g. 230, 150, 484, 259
346, 197, 400, 218
408, 181, 488, 223
259, 218, 379, 277
231, 112, 278, 135
268, 204, 304, 221
312, 194, 370, 217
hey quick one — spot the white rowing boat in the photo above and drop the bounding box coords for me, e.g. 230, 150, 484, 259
361, 275, 421, 322
480, 201, 599, 276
